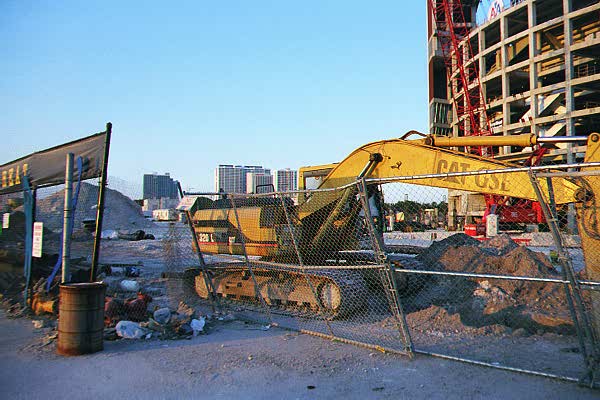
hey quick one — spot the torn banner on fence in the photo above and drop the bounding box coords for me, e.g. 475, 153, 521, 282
0, 130, 108, 195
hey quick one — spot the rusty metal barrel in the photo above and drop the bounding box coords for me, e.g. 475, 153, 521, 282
57, 282, 106, 356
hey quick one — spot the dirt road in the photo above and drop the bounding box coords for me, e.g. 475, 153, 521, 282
0, 311, 596, 400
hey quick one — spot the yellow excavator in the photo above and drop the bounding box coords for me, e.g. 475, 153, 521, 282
186, 132, 600, 322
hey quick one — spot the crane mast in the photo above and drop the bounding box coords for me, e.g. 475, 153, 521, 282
428, 0, 492, 156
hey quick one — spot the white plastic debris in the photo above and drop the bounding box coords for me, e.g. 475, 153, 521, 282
119, 280, 140, 292
261, 324, 271, 331
32, 320, 45, 329
153, 307, 171, 325
190, 317, 206, 336
101, 230, 119, 240
115, 321, 147, 339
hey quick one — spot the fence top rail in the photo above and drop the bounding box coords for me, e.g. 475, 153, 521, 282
365, 162, 600, 185
184, 182, 359, 198
394, 267, 600, 287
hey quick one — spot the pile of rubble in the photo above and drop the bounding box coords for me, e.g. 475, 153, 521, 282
31, 182, 153, 232
405, 233, 574, 336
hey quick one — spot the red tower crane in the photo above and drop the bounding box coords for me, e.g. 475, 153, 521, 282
428, 0, 548, 229
428, 0, 492, 156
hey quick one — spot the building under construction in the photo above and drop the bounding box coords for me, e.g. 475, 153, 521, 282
427, 0, 600, 230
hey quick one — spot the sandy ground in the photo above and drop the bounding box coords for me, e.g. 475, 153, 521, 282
0, 311, 597, 400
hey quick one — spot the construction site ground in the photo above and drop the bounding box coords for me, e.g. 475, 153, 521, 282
1, 310, 597, 400
1, 216, 597, 397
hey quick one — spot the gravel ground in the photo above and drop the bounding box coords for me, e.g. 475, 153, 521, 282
0, 310, 597, 400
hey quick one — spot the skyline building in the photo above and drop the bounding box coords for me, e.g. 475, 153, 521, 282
246, 172, 274, 193
214, 165, 271, 194
274, 168, 298, 193
142, 172, 179, 200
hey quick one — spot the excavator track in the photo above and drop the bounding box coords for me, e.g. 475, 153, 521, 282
194, 262, 370, 319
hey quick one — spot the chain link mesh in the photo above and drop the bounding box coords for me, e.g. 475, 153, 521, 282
159, 166, 600, 384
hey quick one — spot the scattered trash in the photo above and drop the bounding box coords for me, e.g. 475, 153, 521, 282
177, 323, 193, 336
115, 320, 148, 339
124, 293, 153, 321
218, 314, 236, 322
105, 297, 125, 325
42, 332, 58, 346
261, 324, 271, 331
118, 230, 147, 241
32, 320, 45, 329
153, 308, 172, 325
191, 317, 206, 336
107, 265, 142, 277
101, 230, 119, 240
119, 280, 140, 292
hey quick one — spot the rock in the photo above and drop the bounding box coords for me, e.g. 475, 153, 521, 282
480, 234, 518, 256
191, 317, 206, 336
512, 328, 527, 337
154, 308, 172, 325
140, 318, 164, 332
104, 327, 118, 341
177, 323, 193, 336
117, 230, 146, 241
218, 314, 236, 322
124, 293, 152, 321
115, 320, 147, 339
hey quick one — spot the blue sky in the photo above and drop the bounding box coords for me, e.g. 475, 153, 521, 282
2, 1, 429, 194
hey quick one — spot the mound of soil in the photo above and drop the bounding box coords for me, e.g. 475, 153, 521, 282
31, 183, 153, 232
407, 233, 574, 335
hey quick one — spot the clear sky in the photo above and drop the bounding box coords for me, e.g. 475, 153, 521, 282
2, 1, 429, 194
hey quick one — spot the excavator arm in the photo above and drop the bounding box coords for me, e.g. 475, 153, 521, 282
299, 131, 600, 346
298, 133, 580, 221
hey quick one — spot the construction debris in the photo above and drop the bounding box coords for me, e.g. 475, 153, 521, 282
191, 317, 206, 336
153, 308, 171, 325
407, 233, 574, 335
115, 320, 148, 339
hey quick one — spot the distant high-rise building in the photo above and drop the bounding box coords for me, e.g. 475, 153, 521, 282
214, 165, 270, 194
143, 173, 179, 200
274, 169, 297, 193
246, 172, 274, 194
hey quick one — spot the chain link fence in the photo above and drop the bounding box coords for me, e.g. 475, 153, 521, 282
163, 164, 600, 386
0, 175, 157, 310
2, 160, 599, 385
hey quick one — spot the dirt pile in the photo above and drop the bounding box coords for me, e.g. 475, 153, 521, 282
32, 183, 153, 232
408, 233, 573, 335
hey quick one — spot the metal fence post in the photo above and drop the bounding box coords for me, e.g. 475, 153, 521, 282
277, 192, 335, 335
529, 170, 600, 385
185, 209, 219, 313
229, 193, 272, 323
90, 122, 111, 282
357, 178, 414, 357
178, 184, 220, 312
61, 153, 74, 283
